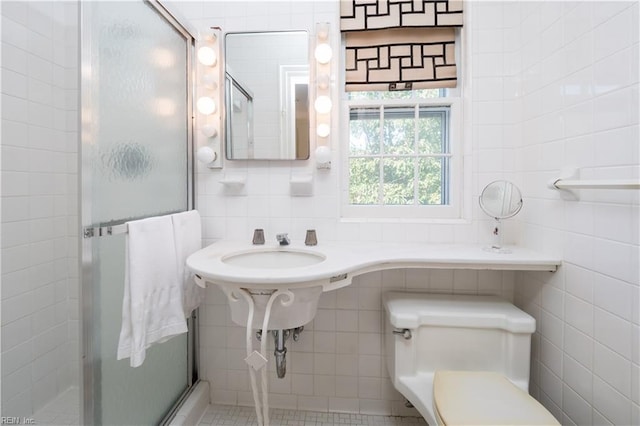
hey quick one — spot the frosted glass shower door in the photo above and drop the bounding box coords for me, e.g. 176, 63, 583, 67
81, 1, 194, 424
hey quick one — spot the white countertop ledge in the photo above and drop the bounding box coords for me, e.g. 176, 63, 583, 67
187, 240, 561, 291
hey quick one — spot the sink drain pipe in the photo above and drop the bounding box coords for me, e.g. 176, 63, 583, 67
257, 327, 303, 379
274, 330, 287, 378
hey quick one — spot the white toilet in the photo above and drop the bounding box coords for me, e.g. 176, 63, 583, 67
383, 291, 560, 426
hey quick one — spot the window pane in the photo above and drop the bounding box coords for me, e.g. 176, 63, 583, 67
346, 98, 454, 211
378, 91, 421, 100
348, 89, 443, 100
383, 107, 415, 155
383, 157, 414, 205
348, 91, 386, 101
418, 157, 448, 205
414, 89, 444, 98
349, 108, 381, 155
417, 111, 447, 154
349, 157, 380, 204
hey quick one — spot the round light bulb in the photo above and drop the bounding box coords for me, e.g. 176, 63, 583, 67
317, 123, 330, 138
202, 74, 217, 89
315, 145, 331, 164
314, 96, 332, 114
317, 74, 330, 90
197, 46, 217, 66
317, 22, 329, 40
315, 43, 332, 64
197, 97, 216, 115
201, 124, 217, 138
197, 146, 217, 163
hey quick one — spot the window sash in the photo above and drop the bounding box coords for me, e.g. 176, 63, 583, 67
349, 106, 450, 154
347, 104, 451, 207
342, 95, 462, 220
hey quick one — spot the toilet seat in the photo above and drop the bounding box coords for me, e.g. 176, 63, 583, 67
433, 371, 560, 426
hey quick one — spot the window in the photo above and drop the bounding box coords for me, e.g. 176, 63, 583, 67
342, 88, 463, 220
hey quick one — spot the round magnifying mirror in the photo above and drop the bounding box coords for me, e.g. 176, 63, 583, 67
479, 180, 523, 253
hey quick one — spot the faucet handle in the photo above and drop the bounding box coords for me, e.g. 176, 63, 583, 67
252, 228, 265, 245
305, 229, 317, 246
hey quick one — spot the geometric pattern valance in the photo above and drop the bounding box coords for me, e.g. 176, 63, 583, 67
340, 0, 463, 31
344, 27, 457, 91
341, 0, 463, 91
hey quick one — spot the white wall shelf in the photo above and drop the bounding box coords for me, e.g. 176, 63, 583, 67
549, 168, 640, 200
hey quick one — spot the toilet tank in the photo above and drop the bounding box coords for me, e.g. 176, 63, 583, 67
383, 292, 536, 391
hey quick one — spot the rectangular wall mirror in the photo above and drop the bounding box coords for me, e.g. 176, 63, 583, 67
225, 31, 310, 160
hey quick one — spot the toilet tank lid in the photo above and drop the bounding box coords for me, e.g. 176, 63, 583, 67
383, 292, 535, 333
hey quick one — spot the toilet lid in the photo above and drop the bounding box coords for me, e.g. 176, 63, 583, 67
433, 371, 560, 426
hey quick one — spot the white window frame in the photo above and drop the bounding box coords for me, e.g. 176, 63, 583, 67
339, 30, 470, 223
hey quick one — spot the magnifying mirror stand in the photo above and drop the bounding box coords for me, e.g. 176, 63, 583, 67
479, 180, 523, 255
484, 217, 512, 254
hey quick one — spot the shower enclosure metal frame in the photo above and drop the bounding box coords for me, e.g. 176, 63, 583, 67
79, 1, 199, 424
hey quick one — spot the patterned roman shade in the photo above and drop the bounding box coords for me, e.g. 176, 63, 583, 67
341, 0, 463, 91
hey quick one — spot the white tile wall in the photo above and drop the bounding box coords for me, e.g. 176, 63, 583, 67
1, 0, 79, 417
167, 0, 639, 422
505, 1, 639, 425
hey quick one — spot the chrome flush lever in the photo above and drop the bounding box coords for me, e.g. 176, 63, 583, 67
393, 328, 412, 339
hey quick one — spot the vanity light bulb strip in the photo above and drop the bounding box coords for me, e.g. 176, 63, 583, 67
196, 27, 223, 169
315, 22, 331, 169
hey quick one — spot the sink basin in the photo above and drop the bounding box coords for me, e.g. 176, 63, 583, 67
222, 248, 326, 269
216, 247, 327, 329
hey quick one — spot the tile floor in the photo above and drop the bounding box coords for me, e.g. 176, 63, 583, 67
28, 389, 427, 426
197, 404, 427, 426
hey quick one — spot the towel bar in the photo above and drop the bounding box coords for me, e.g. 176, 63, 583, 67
83, 223, 128, 238
83, 210, 186, 238
552, 179, 640, 190
548, 168, 640, 201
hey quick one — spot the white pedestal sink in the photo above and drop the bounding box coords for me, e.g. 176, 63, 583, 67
187, 242, 340, 426
214, 247, 328, 330
213, 247, 328, 329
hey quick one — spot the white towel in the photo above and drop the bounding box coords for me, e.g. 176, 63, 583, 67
117, 215, 188, 367
171, 210, 204, 317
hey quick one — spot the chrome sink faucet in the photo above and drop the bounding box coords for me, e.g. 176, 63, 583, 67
276, 233, 290, 246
